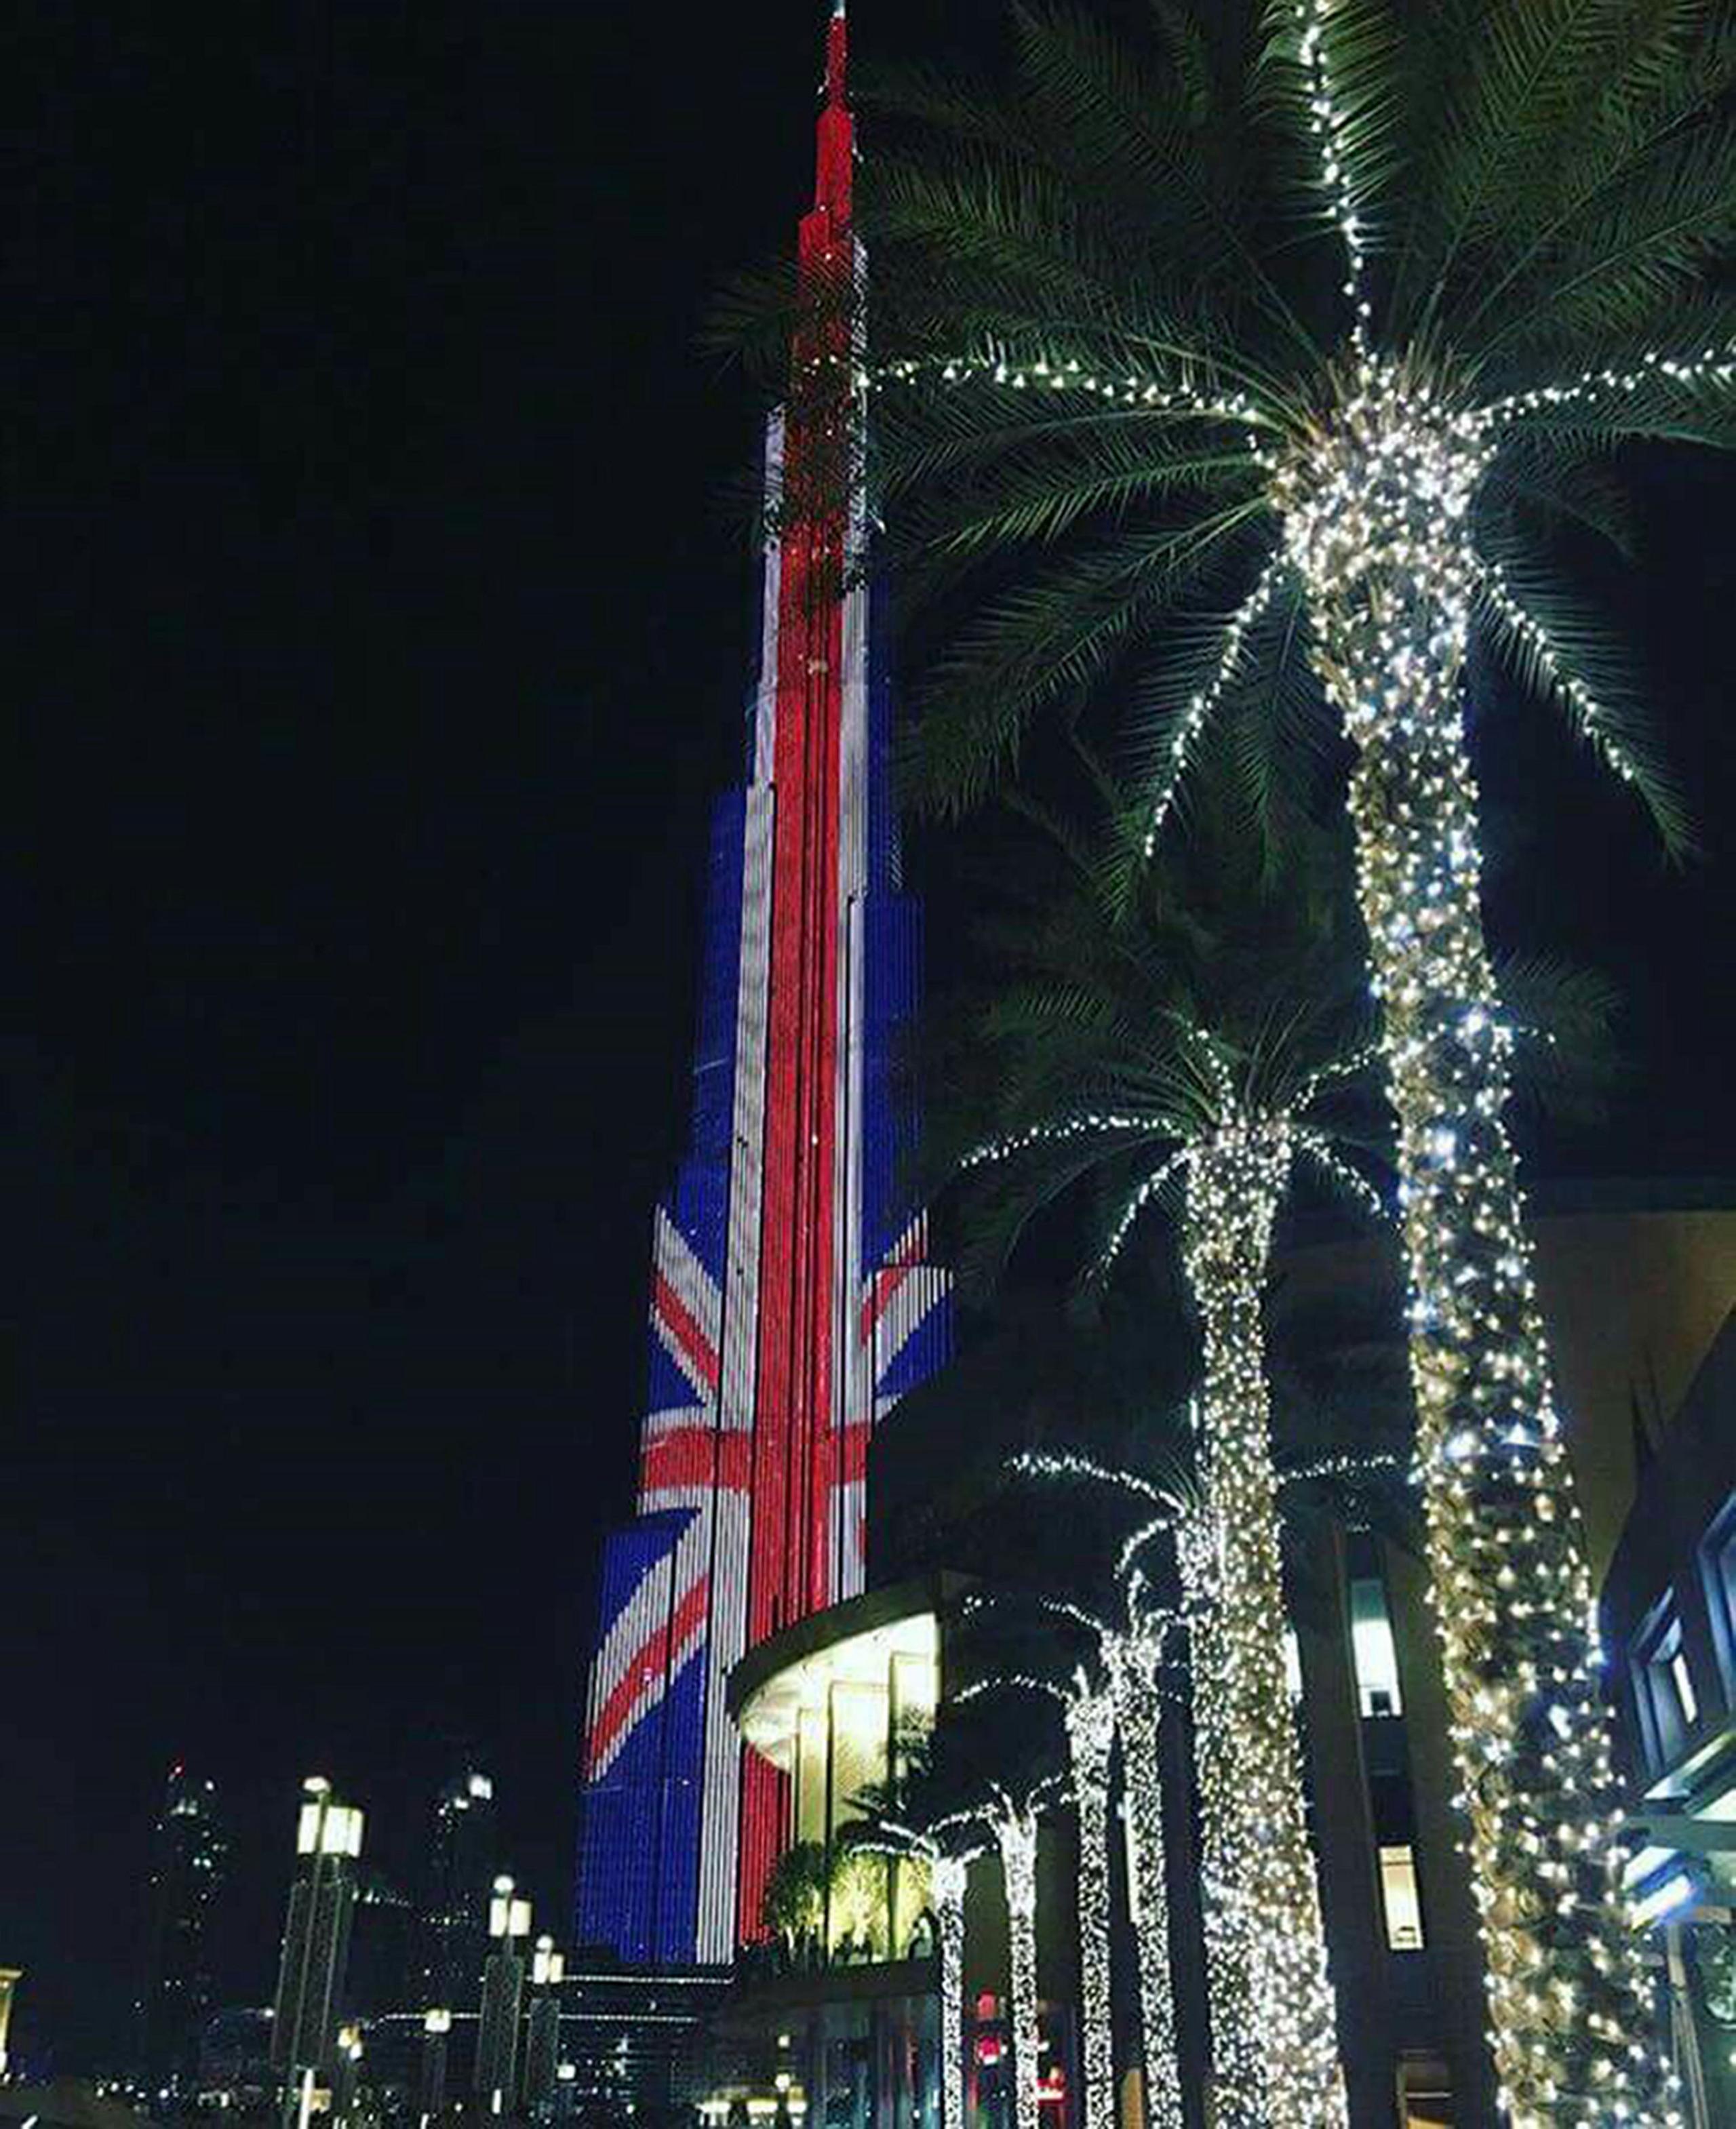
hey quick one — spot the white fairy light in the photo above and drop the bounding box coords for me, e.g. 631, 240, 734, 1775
865, 351, 1272, 432
1101, 1626, 1187, 2129
1471, 555, 1649, 791
933, 1854, 971, 2129
1140, 554, 1287, 857
1177, 1127, 1349, 2128
1478, 344, 1736, 427
1276, 350, 1684, 2128
1063, 1686, 1122, 2129
991, 1798, 1044, 2129
852, 1814, 982, 2129
961, 1113, 1155, 1172
1296, 0, 1371, 338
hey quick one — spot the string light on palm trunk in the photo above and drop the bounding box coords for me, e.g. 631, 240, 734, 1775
992, 1802, 1044, 2129
1181, 1132, 1348, 2129
933, 1854, 971, 2129
1063, 1686, 1121, 2129
1102, 1629, 1187, 2129
1278, 351, 1683, 2129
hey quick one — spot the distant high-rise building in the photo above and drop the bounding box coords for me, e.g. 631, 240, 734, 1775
271, 1778, 364, 2097
136, 1764, 227, 2091
412, 1770, 496, 2013
348, 1870, 415, 2017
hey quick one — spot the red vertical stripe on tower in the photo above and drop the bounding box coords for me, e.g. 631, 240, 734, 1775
738, 3, 855, 1943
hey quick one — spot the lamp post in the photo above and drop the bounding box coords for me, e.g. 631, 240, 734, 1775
476, 1875, 532, 2114
419, 2008, 452, 2126
524, 1937, 566, 2117
273, 1777, 364, 2129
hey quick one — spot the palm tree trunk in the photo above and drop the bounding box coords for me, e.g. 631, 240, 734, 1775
1183, 1139, 1347, 2129
1293, 386, 1678, 2120
1065, 1692, 1120, 2129
1108, 1650, 1185, 2129
997, 1810, 1042, 2129
933, 1856, 970, 2129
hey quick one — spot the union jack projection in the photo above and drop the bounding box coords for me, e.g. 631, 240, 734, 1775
576, 4, 949, 1969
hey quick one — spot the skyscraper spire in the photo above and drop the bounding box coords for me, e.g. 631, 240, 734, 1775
574, 3, 948, 1970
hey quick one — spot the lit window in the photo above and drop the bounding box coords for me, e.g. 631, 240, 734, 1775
1632, 1601, 1698, 1769
1670, 1644, 1698, 1729
1350, 1576, 1403, 1719
1282, 1629, 1303, 1702
1378, 1844, 1425, 1951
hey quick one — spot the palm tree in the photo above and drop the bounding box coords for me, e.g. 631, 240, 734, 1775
960, 1576, 1189, 2129
983, 1778, 1063, 2129
842, 1736, 985, 2129
951, 796, 1385, 2128
724, 9, 1736, 2111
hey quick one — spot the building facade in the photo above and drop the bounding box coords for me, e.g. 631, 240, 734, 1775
576, 1, 948, 1970
1602, 1307, 1736, 2126
412, 1768, 498, 2016
699, 1578, 1081, 2129
136, 1764, 227, 2094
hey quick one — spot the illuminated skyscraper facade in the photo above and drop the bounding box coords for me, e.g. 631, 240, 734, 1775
576, 3, 949, 1968
412, 1768, 497, 2012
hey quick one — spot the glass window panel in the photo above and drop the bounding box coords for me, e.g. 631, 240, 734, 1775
1351, 1577, 1404, 1719
1379, 1844, 1425, 1951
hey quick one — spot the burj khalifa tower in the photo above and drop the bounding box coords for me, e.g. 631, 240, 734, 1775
576, 3, 950, 1968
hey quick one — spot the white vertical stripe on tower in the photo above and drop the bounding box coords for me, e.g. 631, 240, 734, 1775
833, 565, 870, 1602
752, 416, 785, 789
694, 776, 775, 1964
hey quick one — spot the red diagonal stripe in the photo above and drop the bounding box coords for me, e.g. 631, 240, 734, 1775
587, 1573, 711, 1779
653, 1273, 719, 1391
861, 1260, 913, 1344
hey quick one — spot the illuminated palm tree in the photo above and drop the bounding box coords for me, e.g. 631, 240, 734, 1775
716, 8, 1736, 2112
950, 791, 1387, 2124
958, 1580, 1189, 2129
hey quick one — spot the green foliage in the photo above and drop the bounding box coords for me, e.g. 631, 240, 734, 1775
706, 0, 1736, 858
758, 1841, 831, 1947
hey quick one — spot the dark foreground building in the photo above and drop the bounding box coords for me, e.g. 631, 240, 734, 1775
1602, 1296, 1736, 2128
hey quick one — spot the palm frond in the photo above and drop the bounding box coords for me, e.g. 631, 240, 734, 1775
1470, 529, 1697, 855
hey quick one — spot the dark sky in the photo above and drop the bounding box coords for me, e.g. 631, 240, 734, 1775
6, 0, 1733, 2077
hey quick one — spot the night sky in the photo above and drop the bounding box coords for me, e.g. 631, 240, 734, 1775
7, 0, 1734, 2075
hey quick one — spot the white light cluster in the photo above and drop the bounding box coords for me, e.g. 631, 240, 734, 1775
933, 1854, 970, 2129
1296, 0, 1370, 334
1179, 1127, 1349, 2129
1102, 1627, 1187, 2129
1064, 1686, 1122, 2129
1140, 554, 1285, 856
1471, 555, 1648, 791
1279, 352, 1683, 2128
992, 1801, 1044, 2129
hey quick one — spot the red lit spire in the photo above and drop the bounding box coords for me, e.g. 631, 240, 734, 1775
814, 0, 852, 222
